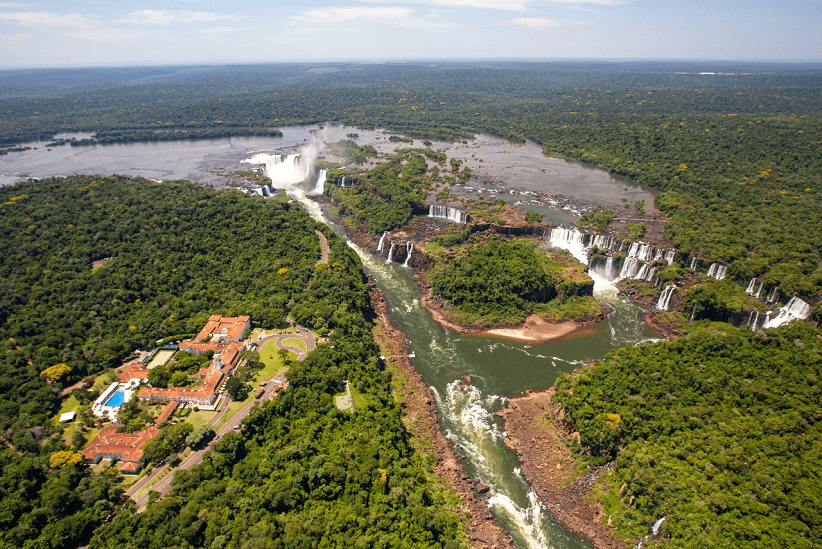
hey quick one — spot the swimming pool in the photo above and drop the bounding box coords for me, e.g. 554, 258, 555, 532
105, 390, 126, 407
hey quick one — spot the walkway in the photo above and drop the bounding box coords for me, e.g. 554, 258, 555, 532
315, 230, 329, 266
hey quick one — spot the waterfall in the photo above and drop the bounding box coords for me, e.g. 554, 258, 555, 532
653, 248, 664, 262
341, 176, 346, 188
635, 264, 651, 281
645, 266, 656, 283
689, 304, 696, 323
619, 257, 641, 280
377, 231, 387, 253
403, 242, 414, 267
745, 278, 756, 294
755, 281, 764, 298
311, 169, 326, 195
386, 242, 395, 263
656, 284, 676, 311
763, 297, 812, 328
627, 242, 640, 258
664, 250, 676, 265
429, 204, 467, 224
547, 227, 588, 264
707, 263, 726, 280
689, 257, 698, 271
748, 309, 759, 329
766, 286, 779, 304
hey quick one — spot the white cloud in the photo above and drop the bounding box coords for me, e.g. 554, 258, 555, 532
0, 11, 101, 28
358, 0, 528, 11
356, 0, 622, 11
511, 16, 589, 28
291, 7, 414, 24
117, 10, 241, 25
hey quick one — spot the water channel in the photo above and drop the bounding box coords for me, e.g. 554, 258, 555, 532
2, 128, 660, 548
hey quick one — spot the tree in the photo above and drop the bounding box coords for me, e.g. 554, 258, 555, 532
225, 376, 251, 401
39, 363, 71, 383
525, 211, 542, 224
186, 426, 216, 449
49, 451, 84, 469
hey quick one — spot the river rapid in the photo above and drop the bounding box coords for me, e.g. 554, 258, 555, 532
3, 129, 660, 548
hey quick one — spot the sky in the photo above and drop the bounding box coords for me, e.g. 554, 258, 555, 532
0, 0, 820, 68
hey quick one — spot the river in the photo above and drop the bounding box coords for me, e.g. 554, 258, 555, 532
291, 185, 659, 549
3, 130, 659, 548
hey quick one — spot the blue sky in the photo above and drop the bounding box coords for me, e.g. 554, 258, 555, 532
1, 1, 820, 67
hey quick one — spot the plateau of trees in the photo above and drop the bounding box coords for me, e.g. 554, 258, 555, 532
553, 323, 822, 548
430, 238, 596, 326
0, 175, 464, 547
3, 61, 818, 293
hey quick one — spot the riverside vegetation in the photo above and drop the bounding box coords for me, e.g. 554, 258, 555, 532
1, 61, 821, 548
0, 176, 464, 548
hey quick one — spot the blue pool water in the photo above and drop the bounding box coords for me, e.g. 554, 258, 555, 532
105, 391, 126, 407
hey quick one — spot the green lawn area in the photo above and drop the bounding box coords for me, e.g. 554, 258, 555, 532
56, 394, 81, 419
91, 370, 116, 392
210, 399, 248, 431
280, 337, 307, 353
258, 339, 295, 379
185, 409, 214, 431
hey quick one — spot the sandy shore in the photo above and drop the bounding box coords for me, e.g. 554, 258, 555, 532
497, 388, 627, 549
419, 286, 604, 344
368, 277, 513, 549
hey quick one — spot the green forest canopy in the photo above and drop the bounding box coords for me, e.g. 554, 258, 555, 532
0, 176, 464, 549
1, 61, 820, 295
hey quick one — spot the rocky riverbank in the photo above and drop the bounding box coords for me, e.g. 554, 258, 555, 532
367, 277, 513, 549
496, 388, 628, 549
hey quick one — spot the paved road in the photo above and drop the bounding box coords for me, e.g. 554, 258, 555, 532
315, 230, 329, 266
257, 331, 316, 361
131, 375, 288, 509
124, 395, 233, 501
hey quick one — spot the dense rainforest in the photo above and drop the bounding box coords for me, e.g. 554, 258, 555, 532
553, 323, 822, 548
429, 238, 597, 326
1, 61, 820, 295
0, 177, 464, 548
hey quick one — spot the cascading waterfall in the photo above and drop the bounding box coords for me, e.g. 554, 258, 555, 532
763, 297, 812, 328
748, 309, 759, 329
755, 281, 764, 298
231, 148, 658, 549
689, 304, 697, 323
377, 231, 387, 253
403, 242, 414, 267
635, 264, 651, 281
341, 176, 346, 188
619, 257, 641, 280
766, 286, 779, 304
745, 278, 757, 294
689, 257, 698, 271
707, 263, 727, 280
386, 242, 395, 263
656, 284, 676, 311
311, 169, 326, 195
664, 250, 676, 265
429, 204, 467, 224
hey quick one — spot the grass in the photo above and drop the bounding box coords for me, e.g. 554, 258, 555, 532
56, 394, 81, 419
186, 409, 214, 431
280, 337, 307, 353
258, 339, 295, 379
210, 399, 247, 431
91, 370, 116, 392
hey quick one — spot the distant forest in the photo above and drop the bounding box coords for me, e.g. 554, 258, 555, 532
1, 61, 821, 296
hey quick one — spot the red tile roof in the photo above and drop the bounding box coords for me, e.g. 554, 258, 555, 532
194, 315, 250, 342
82, 425, 159, 464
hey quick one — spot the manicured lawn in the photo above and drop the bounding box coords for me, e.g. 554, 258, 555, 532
258, 339, 295, 379
185, 409, 213, 431
280, 337, 307, 353
147, 349, 175, 369
211, 400, 247, 431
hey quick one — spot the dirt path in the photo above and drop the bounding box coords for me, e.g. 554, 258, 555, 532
497, 389, 626, 549
368, 277, 512, 549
